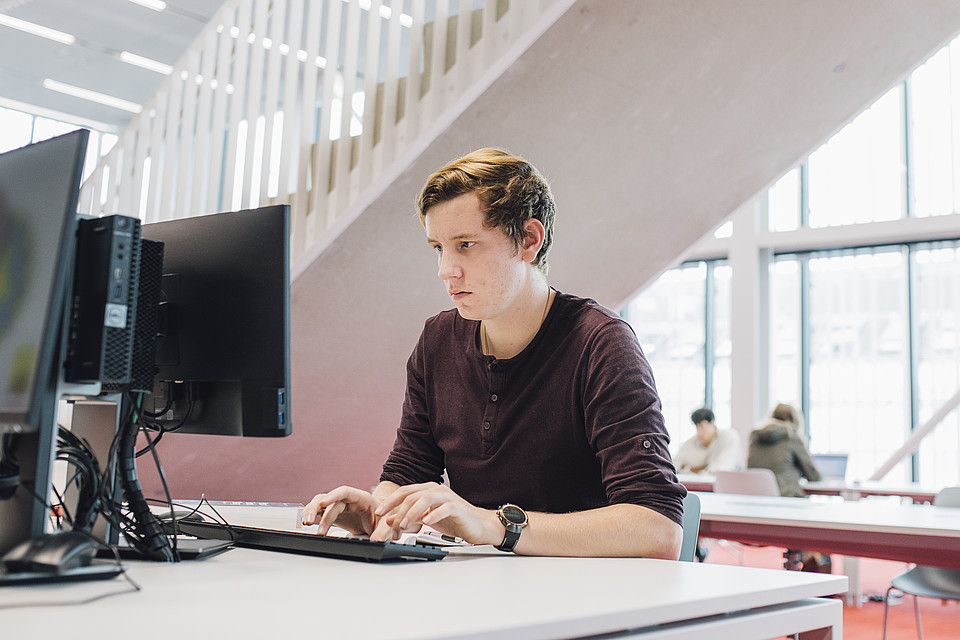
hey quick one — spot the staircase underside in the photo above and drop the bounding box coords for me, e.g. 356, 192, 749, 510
144, 0, 960, 501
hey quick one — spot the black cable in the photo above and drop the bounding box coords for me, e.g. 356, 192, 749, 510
55, 427, 102, 532
141, 381, 174, 418
115, 392, 175, 562
137, 421, 180, 557
0, 433, 21, 500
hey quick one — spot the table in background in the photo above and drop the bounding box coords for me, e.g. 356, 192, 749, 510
678, 472, 941, 504
803, 480, 939, 504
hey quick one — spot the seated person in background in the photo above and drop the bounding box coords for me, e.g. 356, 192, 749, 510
674, 407, 741, 474
301, 148, 686, 558
746, 403, 821, 498
748, 403, 830, 573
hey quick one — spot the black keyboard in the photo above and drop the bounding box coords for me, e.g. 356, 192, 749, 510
170, 520, 448, 563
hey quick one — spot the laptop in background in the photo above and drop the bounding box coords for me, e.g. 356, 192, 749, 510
811, 453, 849, 482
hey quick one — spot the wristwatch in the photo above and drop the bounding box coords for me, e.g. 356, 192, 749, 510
495, 504, 528, 552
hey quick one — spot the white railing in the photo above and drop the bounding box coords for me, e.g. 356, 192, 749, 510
78, 0, 559, 263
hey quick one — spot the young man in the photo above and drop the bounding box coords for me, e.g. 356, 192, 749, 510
301, 149, 685, 558
674, 407, 742, 474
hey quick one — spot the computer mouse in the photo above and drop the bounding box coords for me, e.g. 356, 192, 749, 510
1, 531, 98, 574
155, 508, 207, 523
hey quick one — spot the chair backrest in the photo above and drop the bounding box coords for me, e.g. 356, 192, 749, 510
714, 469, 781, 496
679, 492, 701, 562
934, 486, 960, 508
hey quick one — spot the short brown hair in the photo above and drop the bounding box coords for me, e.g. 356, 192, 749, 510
416, 148, 556, 274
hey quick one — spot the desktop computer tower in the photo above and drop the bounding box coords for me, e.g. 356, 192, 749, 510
65, 215, 142, 386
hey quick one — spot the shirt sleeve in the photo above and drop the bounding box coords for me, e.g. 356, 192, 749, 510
380, 328, 446, 487
582, 319, 686, 526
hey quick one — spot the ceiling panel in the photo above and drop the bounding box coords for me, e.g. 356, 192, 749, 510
0, 0, 225, 131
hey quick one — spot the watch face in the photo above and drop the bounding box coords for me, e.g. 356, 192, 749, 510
501, 504, 527, 526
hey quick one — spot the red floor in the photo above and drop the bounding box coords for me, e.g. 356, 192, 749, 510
702, 542, 959, 639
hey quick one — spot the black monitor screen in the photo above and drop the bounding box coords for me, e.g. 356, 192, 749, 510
140, 205, 291, 437
0, 130, 88, 433
0, 130, 88, 556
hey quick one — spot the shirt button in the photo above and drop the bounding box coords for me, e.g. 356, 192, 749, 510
490, 394, 499, 402
483, 421, 491, 430
643, 440, 651, 449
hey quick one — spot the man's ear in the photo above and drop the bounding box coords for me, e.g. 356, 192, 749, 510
521, 218, 545, 263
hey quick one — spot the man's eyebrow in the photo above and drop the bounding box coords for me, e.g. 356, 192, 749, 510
426, 232, 477, 244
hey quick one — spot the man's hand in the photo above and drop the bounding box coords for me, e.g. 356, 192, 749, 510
371, 482, 501, 545
301, 486, 379, 536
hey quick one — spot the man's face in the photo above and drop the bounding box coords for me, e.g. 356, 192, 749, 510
695, 420, 717, 446
424, 191, 529, 322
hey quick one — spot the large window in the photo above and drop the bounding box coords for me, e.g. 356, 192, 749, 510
806, 249, 910, 482
625, 264, 709, 449
625, 34, 960, 489
0, 106, 117, 182
807, 87, 905, 227
913, 242, 960, 486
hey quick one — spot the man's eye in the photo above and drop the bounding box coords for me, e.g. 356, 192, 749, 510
460, 241, 475, 249
432, 244, 443, 254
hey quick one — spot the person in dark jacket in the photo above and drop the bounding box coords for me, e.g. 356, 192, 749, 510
746, 403, 821, 498
747, 403, 829, 572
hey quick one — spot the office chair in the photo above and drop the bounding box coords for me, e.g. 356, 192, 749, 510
882, 486, 960, 640
678, 492, 701, 562
713, 468, 780, 496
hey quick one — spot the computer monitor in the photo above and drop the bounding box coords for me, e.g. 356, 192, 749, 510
811, 453, 849, 482
139, 205, 292, 438
0, 130, 89, 554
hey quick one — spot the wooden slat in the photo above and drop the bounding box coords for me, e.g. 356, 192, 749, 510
357, 0, 384, 196
336, 0, 362, 212
158, 70, 184, 220
146, 89, 168, 222
277, 0, 304, 205
455, 0, 473, 95
399, 0, 425, 151
259, 0, 288, 202
292, 0, 324, 262
206, 7, 238, 214
312, 0, 343, 234
176, 50, 202, 217
241, 0, 269, 210
375, 0, 402, 176
189, 28, 219, 216
222, 0, 253, 212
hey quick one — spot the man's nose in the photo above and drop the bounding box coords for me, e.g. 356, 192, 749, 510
438, 251, 461, 280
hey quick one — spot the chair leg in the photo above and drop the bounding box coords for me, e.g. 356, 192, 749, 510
882, 586, 894, 640
913, 594, 924, 640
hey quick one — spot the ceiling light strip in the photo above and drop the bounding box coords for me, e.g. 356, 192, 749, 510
119, 51, 173, 75
126, 0, 167, 11
0, 13, 76, 44
42, 79, 142, 114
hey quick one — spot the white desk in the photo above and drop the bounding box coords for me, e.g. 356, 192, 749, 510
1, 504, 846, 640
697, 491, 960, 568
1, 548, 845, 640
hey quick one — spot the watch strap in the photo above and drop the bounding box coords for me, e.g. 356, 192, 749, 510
495, 526, 521, 552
